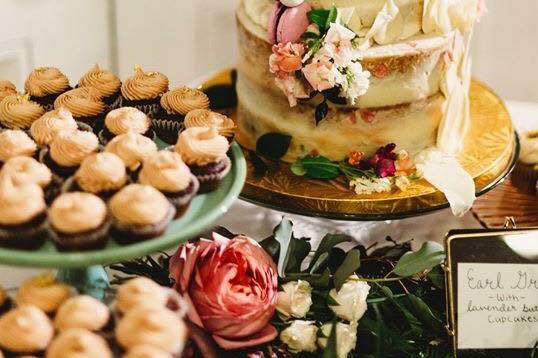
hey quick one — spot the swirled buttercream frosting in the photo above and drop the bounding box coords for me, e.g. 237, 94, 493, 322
54, 295, 111, 332
16, 274, 72, 313
139, 151, 192, 192
0, 305, 54, 353
0, 175, 45, 226
105, 107, 150, 135
54, 87, 105, 118
520, 131, 538, 165
160, 87, 210, 115
0, 94, 45, 129
49, 192, 108, 234
184, 109, 236, 137
1, 156, 52, 188
115, 306, 187, 353
78, 64, 121, 98
116, 277, 169, 314
25, 67, 70, 97
176, 126, 229, 166
75, 153, 127, 194
124, 345, 173, 358
46, 328, 113, 358
0, 130, 37, 162
105, 132, 157, 171
0, 80, 17, 101
49, 130, 99, 167
121, 66, 169, 101
109, 184, 171, 226
30, 107, 78, 146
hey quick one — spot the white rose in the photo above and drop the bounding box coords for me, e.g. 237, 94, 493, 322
329, 275, 370, 322
280, 320, 318, 353
317, 322, 358, 358
276, 280, 312, 318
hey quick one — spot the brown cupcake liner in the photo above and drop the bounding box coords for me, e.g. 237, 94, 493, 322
111, 204, 176, 245
44, 175, 65, 205
0, 212, 48, 251
98, 127, 156, 146
76, 120, 94, 133
75, 113, 106, 134
103, 92, 122, 112
48, 216, 111, 252
61, 176, 127, 201
152, 118, 185, 145
30, 87, 71, 111
0, 297, 13, 315
191, 156, 231, 193
121, 98, 161, 117
2, 348, 46, 357
512, 162, 538, 195
162, 176, 200, 218
40, 147, 79, 179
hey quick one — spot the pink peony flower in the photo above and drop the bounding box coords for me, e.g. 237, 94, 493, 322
274, 74, 311, 107
302, 56, 341, 92
321, 23, 358, 67
169, 234, 278, 350
269, 42, 305, 76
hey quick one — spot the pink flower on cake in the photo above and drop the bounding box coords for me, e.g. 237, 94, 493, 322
321, 23, 358, 67
169, 234, 278, 350
275, 74, 311, 107
302, 56, 343, 92
269, 43, 305, 76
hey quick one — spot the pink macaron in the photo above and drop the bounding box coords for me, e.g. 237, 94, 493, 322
268, 1, 312, 45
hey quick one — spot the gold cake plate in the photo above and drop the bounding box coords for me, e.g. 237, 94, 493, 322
200, 69, 518, 221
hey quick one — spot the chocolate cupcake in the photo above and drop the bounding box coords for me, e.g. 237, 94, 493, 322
54, 295, 111, 333
105, 132, 158, 179
116, 277, 171, 315
139, 151, 199, 218
0, 175, 48, 250
54, 87, 106, 132
121, 66, 169, 116
175, 127, 231, 192
512, 130, 538, 195
30, 107, 78, 147
78, 64, 122, 111
0, 94, 45, 129
153, 87, 210, 144
0, 129, 38, 166
124, 345, 173, 358
25, 67, 71, 110
184, 108, 236, 142
0, 285, 12, 314
109, 184, 176, 245
99, 106, 154, 144
48, 192, 111, 251
0, 80, 17, 103
16, 274, 72, 314
0, 305, 54, 356
46, 328, 113, 358
42, 129, 99, 178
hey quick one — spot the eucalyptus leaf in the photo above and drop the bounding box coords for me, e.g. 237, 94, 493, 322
322, 319, 338, 358
427, 265, 446, 289
273, 218, 294, 277
393, 241, 445, 277
309, 233, 353, 271
378, 285, 421, 333
309, 252, 330, 274
260, 236, 279, 263
315, 100, 329, 125
293, 156, 340, 180
286, 237, 311, 273
334, 249, 361, 291
256, 133, 292, 160
327, 247, 346, 273
407, 294, 444, 334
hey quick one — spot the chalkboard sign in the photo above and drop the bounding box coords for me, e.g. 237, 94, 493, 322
445, 227, 538, 357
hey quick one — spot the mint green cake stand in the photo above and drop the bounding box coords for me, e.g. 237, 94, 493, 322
0, 143, 246, 299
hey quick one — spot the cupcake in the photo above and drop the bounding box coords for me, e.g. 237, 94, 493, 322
65, 152, 128, 199
54, 87, 106, 132
0, 129, 38, 166
16, 274, 72, 314
0, 80, 17, 102
512, 130, 538, 195
153, 87, 210, 144
0, 94, 45, 129
115, 306, 187, 355
0, 285, 12, 314
109, 184, 176, 245
0, 175, 48, 250
42, 129, 99, 178
48, 192, 111, 251
46, 328, 113, 358
30, 107, 78, 147
78, 64, 122, 111
124, 345, 173, 358
105, 132, 158, 179
54, 295, 111, 333
176, 126, 231, 192
139, 151, 199, 218
121, 66, 169, 116
116, 277, 170, 315
25, 67, 71, 110
99, 106, 154, 144
0, 305, 54, 356
184, 109, 236, 142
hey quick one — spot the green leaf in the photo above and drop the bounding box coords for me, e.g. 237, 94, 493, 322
308, 9, 330, 30
292, 155, 340, 180
427, 265, 446, 289
273, 218, 294, 277
308, 234, 353, 272
260, 236, 279, 263
325, 6, 338, 28
378, 285, 421, 333
256, 133, 292, 160
322, 319, 338, 358
393, 242, 445, 277
290, 160, 307, 176
327, 247, 346, 273
333, 249, 361, 290
286, 237, 311, 273
309, 252, 329, 274
406, 294, 444, 334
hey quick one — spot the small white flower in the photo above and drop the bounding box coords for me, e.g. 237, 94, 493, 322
395, 176, 411, 191
280, 320, 318, 353
340, 61, 371, 104
276, 280, 313, 318
329, 275, 370, 322
349, 177, 391, 195
317, 322, 358, 358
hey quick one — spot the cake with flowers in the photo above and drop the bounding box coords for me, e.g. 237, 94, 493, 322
236, 0, 486, 215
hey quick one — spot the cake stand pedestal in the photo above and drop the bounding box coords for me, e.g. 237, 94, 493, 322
57, 266, 109, 300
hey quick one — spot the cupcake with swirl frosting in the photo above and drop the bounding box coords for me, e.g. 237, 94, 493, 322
30, 107, 78, 147
42, 129, 99, 178
105, 132, 158, 179
0, 175, 48, 250
54, 295, 111, 333
48, 192, 111, 251
0, 94, 45, 129
139, 151, 199, 218
99, 107, 154, 144
46, 328, 113, 358
116, 277, 170, 315
0, 80, 17, 102
121, 66, 169, 116
512, 130, 538, 195
0, 305, 54, 356
78, 64, 122, 111
185, 109, 236, 142
54, 87, 106, 132
109, 184, 175, 245
0, 129, 38, 166
175, 126, 231, 192
16, 274, 72, 314
25, 67, 71, 110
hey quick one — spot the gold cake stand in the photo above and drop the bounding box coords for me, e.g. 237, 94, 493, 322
201, 69, 518, 221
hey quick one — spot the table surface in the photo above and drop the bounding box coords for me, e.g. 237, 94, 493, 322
2, 100, 537, 288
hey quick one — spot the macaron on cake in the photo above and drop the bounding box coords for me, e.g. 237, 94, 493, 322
268, 0, 311, 45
